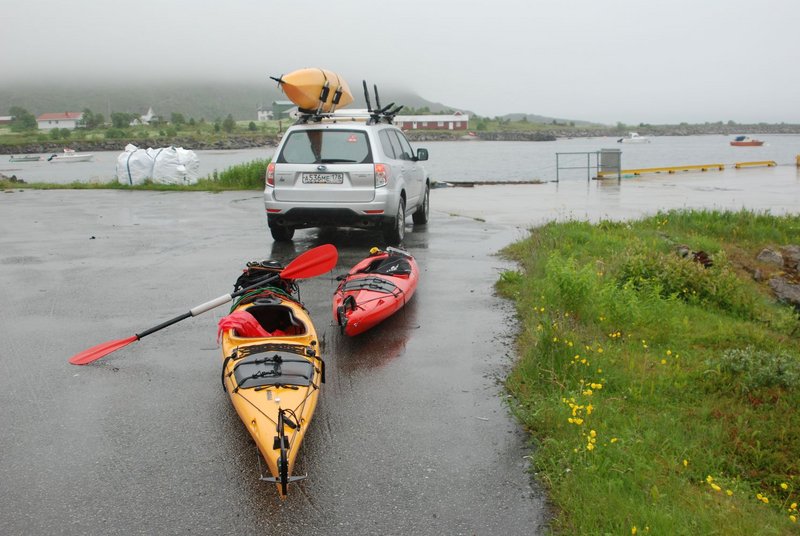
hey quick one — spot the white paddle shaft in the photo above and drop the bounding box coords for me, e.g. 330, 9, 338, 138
190, 294, 233, 316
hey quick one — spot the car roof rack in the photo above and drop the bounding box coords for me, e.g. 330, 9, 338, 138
294, 80, 404, 125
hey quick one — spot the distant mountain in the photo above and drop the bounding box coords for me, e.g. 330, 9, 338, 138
501, 112, 600, 126
0, 82, 463, 122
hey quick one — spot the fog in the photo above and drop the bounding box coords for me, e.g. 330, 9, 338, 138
3, 0, 799, 124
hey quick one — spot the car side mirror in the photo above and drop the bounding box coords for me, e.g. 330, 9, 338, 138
415, 148, 428, 161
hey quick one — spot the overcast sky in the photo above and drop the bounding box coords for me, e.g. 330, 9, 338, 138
3, 0, 799, 124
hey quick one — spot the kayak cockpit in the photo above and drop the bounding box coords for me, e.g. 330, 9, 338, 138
245, 304, 307, 336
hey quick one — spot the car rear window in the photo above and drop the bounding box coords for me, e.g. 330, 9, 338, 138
277, 130, 373, 164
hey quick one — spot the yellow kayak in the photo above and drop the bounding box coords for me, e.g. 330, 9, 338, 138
219, 269, 324, 497
271, 67, 354, 112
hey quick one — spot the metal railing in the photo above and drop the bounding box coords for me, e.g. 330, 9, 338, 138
555, 149, 621, 182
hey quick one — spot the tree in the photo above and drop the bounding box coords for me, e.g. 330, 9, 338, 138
248, 121, 257, 131
170, 112, 186, 126
8, 106, 37, 132
222, 114, 236, 133
110, 112, 135, 129
80, 108, 104, 129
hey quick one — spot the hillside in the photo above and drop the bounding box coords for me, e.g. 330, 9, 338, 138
0, 82, 473, 122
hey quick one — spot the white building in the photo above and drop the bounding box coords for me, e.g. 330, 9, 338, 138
130, 107, 155, 126
257, 106, 273, 121
36, 112, 83, 130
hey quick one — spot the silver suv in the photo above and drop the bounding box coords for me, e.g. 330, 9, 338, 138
264, 112, 429, 245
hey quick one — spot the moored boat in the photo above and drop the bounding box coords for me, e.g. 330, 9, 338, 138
218, 260, 326, 497
271, 67, 354, 112
9, 155, 42, 162
730, 135, 764, 146
333, 247, 419, 336
48, 148, 94, 162
617, 132, 651, 143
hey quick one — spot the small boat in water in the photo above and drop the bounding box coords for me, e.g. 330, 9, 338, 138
47, 148, 94, 163
617, 132, 651, 144
333, 246, 419, 336
9, 155, 42, 162
730, 135, 764, 147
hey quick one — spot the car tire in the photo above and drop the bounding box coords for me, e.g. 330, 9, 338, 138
383, 197, 405, 245
412, 184, 430, 225
270, 225, 295, 242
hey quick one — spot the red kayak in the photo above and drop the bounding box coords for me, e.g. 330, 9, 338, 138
333, 247, 418, 336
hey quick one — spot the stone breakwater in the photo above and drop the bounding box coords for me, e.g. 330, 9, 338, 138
0, 136, 279, 155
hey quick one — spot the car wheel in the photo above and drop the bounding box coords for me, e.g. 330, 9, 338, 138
412, 184, 430, 225
270, 225, 295, 242
383, 197, 405, 245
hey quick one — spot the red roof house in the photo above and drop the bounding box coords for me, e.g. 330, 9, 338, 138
36, 112, 84, 130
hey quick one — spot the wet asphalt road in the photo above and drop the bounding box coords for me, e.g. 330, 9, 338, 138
0, 189, 547, 535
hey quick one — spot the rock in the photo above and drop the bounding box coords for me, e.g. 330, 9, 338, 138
756, 248, 784, 267
768, 276, 800, 309
753, 268, 764, 282
780, 245, 800, 271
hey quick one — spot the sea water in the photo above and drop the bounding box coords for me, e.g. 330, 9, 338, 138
2, 134, 799, 185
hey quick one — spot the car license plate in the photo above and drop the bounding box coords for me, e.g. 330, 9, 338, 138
301, 173, 344, 184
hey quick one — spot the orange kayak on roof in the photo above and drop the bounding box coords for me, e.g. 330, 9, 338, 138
271, 68, 354, 112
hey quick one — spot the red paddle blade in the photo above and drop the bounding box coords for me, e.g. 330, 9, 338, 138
281, 244, 338, 279
68, 335, 139, 365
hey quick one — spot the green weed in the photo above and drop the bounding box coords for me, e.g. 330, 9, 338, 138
499, 209, 800, 534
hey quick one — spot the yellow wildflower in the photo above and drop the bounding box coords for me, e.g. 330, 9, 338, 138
790, 515, 796, 523
762, 496, 769, 504
726, 490, 733, 496
573, 418, 584, 425
781, 482, 789, 490
597, 347, 604, 353
791, 502, 798, 510
707, 476, 714, 484
589, 430, 597, 438
610, 437, 618, 443
632, 527, 637, 535
711, 484, 721, 492
661, 359, 667, 365
666, 350, 672, 356
683, 459, 688, 467
586, 443, 595, 451
583, 389, 593, 396
586, 404, 593, 415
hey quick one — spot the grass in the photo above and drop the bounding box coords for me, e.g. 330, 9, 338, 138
1, 158, 269, 191
497, 209, 800, 534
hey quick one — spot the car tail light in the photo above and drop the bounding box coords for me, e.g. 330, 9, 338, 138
266, 162, 275, 187
374, 163, 389, 187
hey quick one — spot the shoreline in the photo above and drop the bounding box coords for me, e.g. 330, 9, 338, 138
4, 124, 800, 155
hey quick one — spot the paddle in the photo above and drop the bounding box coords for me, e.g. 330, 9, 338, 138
68, 244, 338, 366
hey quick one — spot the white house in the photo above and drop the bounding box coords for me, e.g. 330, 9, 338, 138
36, 112, 84, 130
257, 106, 273, 121
394, 111, 470, 131
130, 107, 155, 126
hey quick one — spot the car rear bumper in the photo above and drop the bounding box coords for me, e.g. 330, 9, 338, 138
265, 186, 398, 230
267, 208, 391, 230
